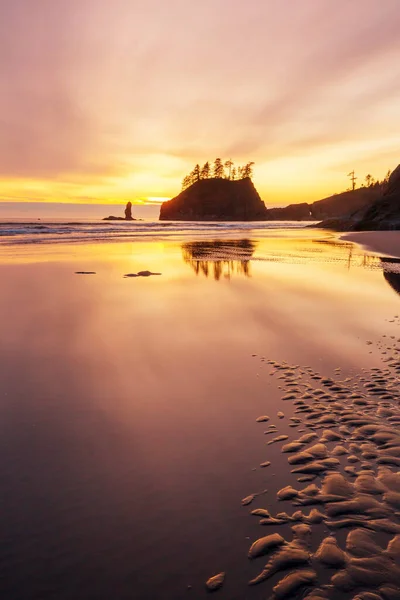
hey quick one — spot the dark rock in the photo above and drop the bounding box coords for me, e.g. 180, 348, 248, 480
311, 187, 381, 220
266, 187, 380, 222
314, 163, 400, 230
125, 201, 133, 220
103, 202, 136, 221
159, 178, 267, 221
123, 271, 161, 278
266, 203, 312, 221
353, 164, 400, 230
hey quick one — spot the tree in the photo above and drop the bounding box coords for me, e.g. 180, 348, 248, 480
242, 162, 255, 179
213, 158, 224, 178
182, 175, 191, 191
384, 169, 391, 183
200, 161, 210, 179
224, 159, 234, 180
347, 170, 357, 191
192, 164, 201, 183
231, 166, 237, 181
365, 174, 372, 187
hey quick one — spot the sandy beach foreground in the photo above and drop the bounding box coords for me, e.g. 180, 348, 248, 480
342, 230, 400, 259
0, 228, 399, 600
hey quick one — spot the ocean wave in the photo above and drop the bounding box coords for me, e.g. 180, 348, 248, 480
0, 220, 312, 245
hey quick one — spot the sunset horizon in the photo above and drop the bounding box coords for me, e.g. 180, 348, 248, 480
1, 3, 400, 599
2, 0, 400, 210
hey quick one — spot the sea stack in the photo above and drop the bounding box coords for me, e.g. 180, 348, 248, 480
103, 201, 136, 221
159, 177, 267, 221
124, 202, 133, 220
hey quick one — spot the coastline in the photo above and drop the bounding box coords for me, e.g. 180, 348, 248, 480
341, 230, 400, 259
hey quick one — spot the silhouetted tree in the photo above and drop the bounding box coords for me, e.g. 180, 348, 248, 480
193, 164, 201, 183
347, 170, 357, 191
224, 159, 233, 180
181, 158, 254, 189
200, 161, 210, 179
242, 162, 255, 179
213, 158, 224, 178
182, 175, 191, 191
365, 174, 372, 187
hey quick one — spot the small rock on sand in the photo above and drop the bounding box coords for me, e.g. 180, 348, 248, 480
205, 572, 225, 592
124, 270, 161, 278
241, 495, 255, 506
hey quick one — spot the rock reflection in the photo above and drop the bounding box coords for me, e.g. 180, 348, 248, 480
182, 239, 256, 280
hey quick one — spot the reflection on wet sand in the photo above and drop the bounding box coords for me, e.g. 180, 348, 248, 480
181, 239, 256, 280
312, 237, 400, 295
181, 238, 400, 299
381, 257, 400, 296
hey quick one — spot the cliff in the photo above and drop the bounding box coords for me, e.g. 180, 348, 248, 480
159, 178, 267, 221
266, 203, 312, 221
266, 187, 381, 221
352, 164, 400, 230
314, 164, 400, 231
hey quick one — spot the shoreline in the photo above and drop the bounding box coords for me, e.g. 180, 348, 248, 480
341, 230, 400, 259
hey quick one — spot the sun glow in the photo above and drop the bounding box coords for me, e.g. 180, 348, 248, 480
1, 1, 400, 211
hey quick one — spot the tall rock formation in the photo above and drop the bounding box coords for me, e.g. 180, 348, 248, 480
103, 201, 135, 221
159, 178, 267, 221
124, 202, 133, 220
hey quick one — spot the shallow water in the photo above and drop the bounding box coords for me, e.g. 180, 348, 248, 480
0, 229, 399, 600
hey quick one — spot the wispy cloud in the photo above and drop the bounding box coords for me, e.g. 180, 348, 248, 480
1, 0, 400, 203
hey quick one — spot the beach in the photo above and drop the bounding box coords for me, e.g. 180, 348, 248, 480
0, 226, 399, 600
342, 231, 400, 259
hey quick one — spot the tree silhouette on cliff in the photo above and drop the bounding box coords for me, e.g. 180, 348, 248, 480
181, 158, 255, 190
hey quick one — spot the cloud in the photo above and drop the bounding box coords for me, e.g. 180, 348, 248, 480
0, 0, 399, 201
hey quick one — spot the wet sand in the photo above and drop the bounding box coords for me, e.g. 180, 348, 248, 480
342, 231, 400, 259
0, 230, 399, 600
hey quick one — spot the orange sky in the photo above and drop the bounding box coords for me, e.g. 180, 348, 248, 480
1, 0, 400, 207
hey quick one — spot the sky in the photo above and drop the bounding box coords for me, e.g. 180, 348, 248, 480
1, 0, 400, 208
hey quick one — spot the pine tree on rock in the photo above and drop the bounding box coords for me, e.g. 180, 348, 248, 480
242, 162, 255, 179
224, 159, 233, 180
200, 162, 210, 179
192, 164, 201, 183
213, 158, 224, 179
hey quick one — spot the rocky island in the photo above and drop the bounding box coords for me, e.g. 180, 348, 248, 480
160, 177, 267, 221
103, 201, 135, 221
159, 158, 267, 221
